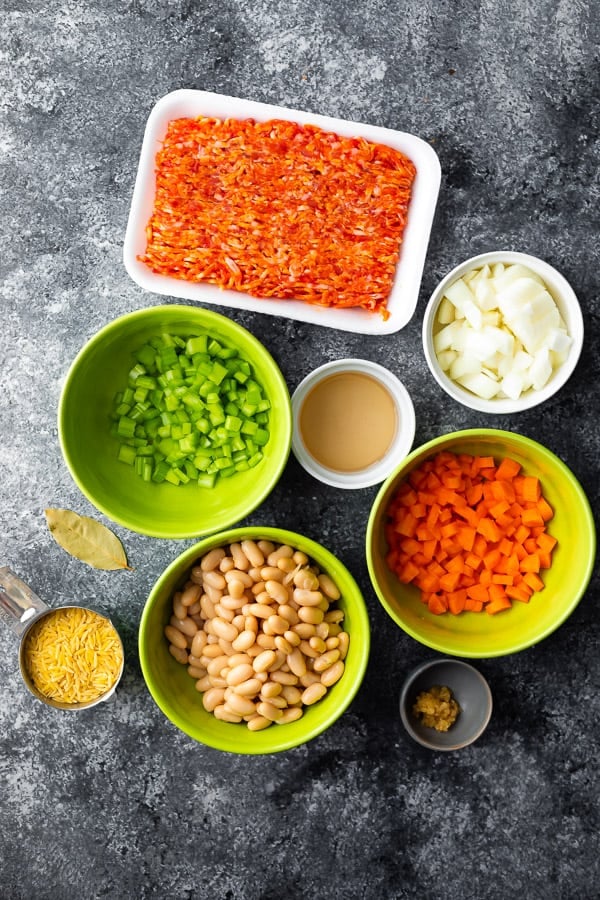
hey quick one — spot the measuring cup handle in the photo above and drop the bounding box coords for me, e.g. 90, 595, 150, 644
0, 567, 49, 637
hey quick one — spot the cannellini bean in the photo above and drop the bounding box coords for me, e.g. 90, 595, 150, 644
232, 630, 256, 652
276, 707, 303, 724
170, 615, 198, 637
228, 579, 246, 600
256, 633, 276, 650
241, 539, 265, 567
247, 603, 274, 619
233, 677, 263, 697
270, 670, 298, 685
321, 660, 345, 687
165, 625, 187, 650
266, 614, 288, 635
203, 687, 226, 712
169, 644, 188, 664
201, 547, 226, 571
318, 573, 341, 600
204, 583, 223, 604
309, 636, 327, 654
313, 649, 340, 672
230, 543, 250, 570
274, 635, 293, 655
298, 606, 324, 625
325, 609, 344, 624
253, 649, 277, 673
292, 623, 316, 639
212, 618, 238, 642
187, 665, 206, 679
165, 541, 350, 731
225, 694, 256, 717
247, 715, 272, 731
260, 680, 282, 699
257, 540, 275, 555
267, 545, 294, 565
226, 663, 255, 686
213, 705, 242, 723
225, 568, 254, 588
284, 629, 301, 647
300, 671, 321, 688
287, 648, 307, 677
257, 701, 283, 721
281, 685, 302, 705
301, 682, 327, 705
173, 594, 187, 620
265, 580, 289, 605
207, 655, 230, 676
277, 557, 296, 574
337, 632, 350, 660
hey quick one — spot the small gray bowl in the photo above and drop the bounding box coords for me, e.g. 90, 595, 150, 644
400, 658, 492, 751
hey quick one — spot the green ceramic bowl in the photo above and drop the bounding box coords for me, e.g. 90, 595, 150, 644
59, 305, 292, 538
366, 429, 596, 658
139, 527, 371, 753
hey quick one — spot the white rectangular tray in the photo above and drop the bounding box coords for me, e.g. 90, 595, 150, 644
123, 89, 441, 335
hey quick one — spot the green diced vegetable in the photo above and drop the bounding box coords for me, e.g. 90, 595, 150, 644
112, 330, 271, 489
118, 444, 137, 465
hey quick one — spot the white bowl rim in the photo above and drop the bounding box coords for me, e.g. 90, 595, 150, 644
291, 358, 416, 489
422, 250, 584, 414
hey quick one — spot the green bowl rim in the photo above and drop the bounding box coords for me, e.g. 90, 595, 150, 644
138, 526, 372, 753
366, 427, 597, 658
58, 304, 293, 539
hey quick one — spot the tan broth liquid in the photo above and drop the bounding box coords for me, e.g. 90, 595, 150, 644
299, 371, 398, 472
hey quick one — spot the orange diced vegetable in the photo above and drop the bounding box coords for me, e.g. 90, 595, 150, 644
384, 450, 558, 617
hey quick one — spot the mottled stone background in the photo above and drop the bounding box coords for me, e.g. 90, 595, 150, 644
1, 1, 599, 898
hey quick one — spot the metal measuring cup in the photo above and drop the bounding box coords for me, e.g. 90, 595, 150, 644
0, 566, 124, 710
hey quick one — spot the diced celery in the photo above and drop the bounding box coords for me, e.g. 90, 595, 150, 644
111, 329, 271, 489
118, 444, 137, 465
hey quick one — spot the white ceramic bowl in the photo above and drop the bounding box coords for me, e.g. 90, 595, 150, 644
291, 359, 416, 489
123, 89, 441, 336
422, 251, 584, 414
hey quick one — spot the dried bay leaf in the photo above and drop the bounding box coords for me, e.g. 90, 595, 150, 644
44, 509, 132, 571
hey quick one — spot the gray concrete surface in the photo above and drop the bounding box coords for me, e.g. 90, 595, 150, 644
1, 1, 599, 898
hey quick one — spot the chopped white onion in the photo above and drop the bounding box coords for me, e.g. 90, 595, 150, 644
433, 262, 572, 401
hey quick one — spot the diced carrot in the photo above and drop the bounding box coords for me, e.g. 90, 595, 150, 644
506, 584, 533, 603
520, 553, 541, 574
477, 517, 501, 543
523, 572, 545, 592
448, 590, 467, 615
464, 598, 484, 612
384, 450, 557, 617
495, 457, 521, 480
521, 476, 542, 502
398, 560, 420, 583
498, 537, 514, 557
537, 497, 554, 522
486, 596, 513, 614
428, 595, 448, 615
521, 507, 545, 528
491, 573, 513, 585
456, 526, 476, 552
483, 548, 502, 571
488, 583, 508, 602
439, 571, 461, 592
537, 532, 558, 554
